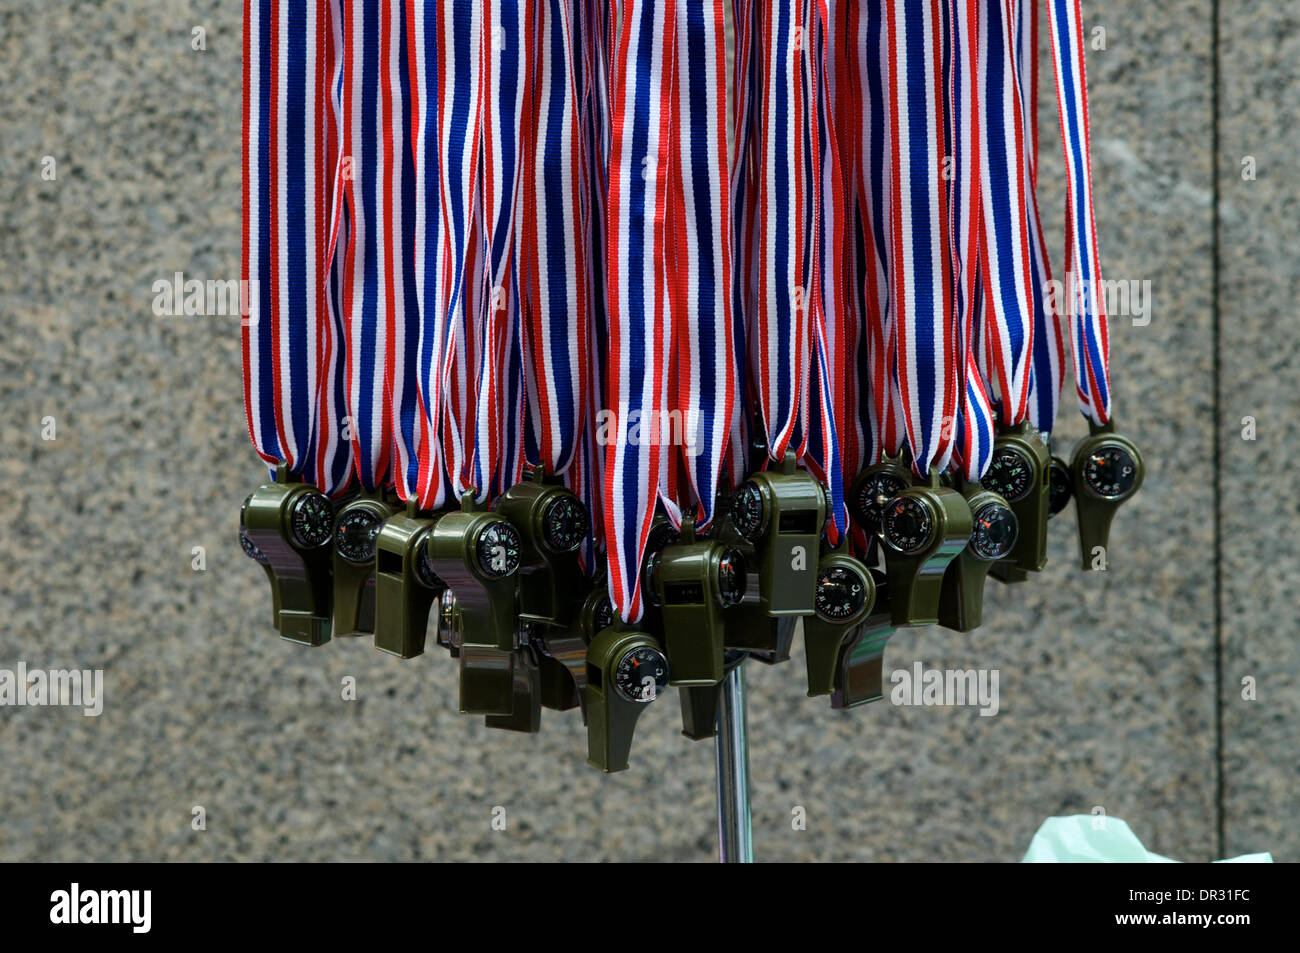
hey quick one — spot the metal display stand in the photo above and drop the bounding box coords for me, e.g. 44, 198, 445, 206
713, 661, 754, 862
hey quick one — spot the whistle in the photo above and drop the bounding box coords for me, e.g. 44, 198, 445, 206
583, 623, 670, 773
651, 515, 747, 686
879, 471, 972, 625
678, 651, 747, 741
241, 463, 335, 646
830, 574, 895, 708
426, 494, 523, 716
483, 640, 543, 734
332, 491, 402, 637
728, 450, 827, 616
803, 552, 876, 696
535, 587, 615, 716
847, 454, 914, 539
981, 421, 1051, 572
239, 499, 281, 629
937, 480, 1018, 632
493, 468, 590, 628
372, 503, 446, 659
714, 490, 797, 663
1070, 420, 1143, 570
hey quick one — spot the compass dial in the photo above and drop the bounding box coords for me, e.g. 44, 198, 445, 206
415, 538, 445, 589
715, 548, 747, 607
541, 495, 589, 553
475, 520, 522, 577
1048, 459, 1074, 516
239, 495, 270, 565
984, 446, 1035, 503
729, 481, 766, 540
592, 596, 615, 634
814, 564, 869, 623
290, 491, 334, 549
334, 507, 384, 565
969, 501, 1019, 561
239, 529, 269, 565
852, 471, 911, 534
1082, 444, 1139, 500
883, 495, 936, 555
613, 645, 669, 703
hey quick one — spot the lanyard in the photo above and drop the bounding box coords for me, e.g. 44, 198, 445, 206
243, 0, 352, 495
975, 0, 1035, 429
751, 0, 815, 466
1047, 0, 1110, 426
951, 0, 995, 482
602, 0, 676, 622
520, 0, 590, 481
886, 0, 957, 478
667, 0, 736, 531
338, 0, 413, 494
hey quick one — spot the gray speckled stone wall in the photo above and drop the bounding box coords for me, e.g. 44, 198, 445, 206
0, 1, 1290, 862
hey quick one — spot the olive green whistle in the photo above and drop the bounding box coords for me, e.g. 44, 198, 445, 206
803, 551, 876, 696
426, 493, 523, 715
1070, 420, 1143, 571
484, 641, 543, 734
332, 490, 402, 637
831, 575, 895, 709
847, 453, 914, 539
372, 502, 446, 659
493, 467, 590, 628
879, 470, 972, 626
583, 623, 670, 773
535, 587, 615, 716
651, 515, 747, 686
937, 479, 1018, 632
728, 450, 826, 616
241, 462, 335, 646
980, 421, 1051, 572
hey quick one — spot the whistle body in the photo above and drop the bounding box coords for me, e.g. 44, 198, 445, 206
880, 476, 972, 626
1070, 422, 1143, 571
484, 645, 543, 734
536, 588, 615, 716
729, 451, 826, 616
938, 484, 1018, 632
371, 510, 445, 658
981, 422, 1051, 572
332, 495, 401, 638
494, 477, 590, 627
678, 652, 747, 741
831, 595, 896, 709
803, 554, 876, 696
426, 503, 522, 715
240, 519, 281, 630
652, 538, 746, 686
848, 455, 914, 539
584, 624, 670, 773
241, 464, 335, 646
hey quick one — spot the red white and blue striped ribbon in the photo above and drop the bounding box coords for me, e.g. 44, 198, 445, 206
975, 0, 1035, 429
1046, 0, 1110, 426
602, 0, 675, 622
886, 0, 957, 477
243, 0, 353, 495
668, 0, 735, 531
1013, 0, 1066, 435
751, 0, 816, 466
520, 0, 589, 480
950, 0, 996, 481
338, 0, 411, 494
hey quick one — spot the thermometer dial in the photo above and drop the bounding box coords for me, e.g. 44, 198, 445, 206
814, 564, 868, 623
613, 645, 669, 703
883, 496, 936, 555
968, 501, 1018, 561
1082, 445, 1139, 500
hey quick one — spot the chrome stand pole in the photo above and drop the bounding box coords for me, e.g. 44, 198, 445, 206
714, 660, 754, 862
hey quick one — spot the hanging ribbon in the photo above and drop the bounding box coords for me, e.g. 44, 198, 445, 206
1047, 0, 1110, 426
886, 0, 957, 477
602, 0, 676, 622
243, 0, 352, 495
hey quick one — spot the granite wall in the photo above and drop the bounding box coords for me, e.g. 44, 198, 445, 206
0, 0, 1291, 862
